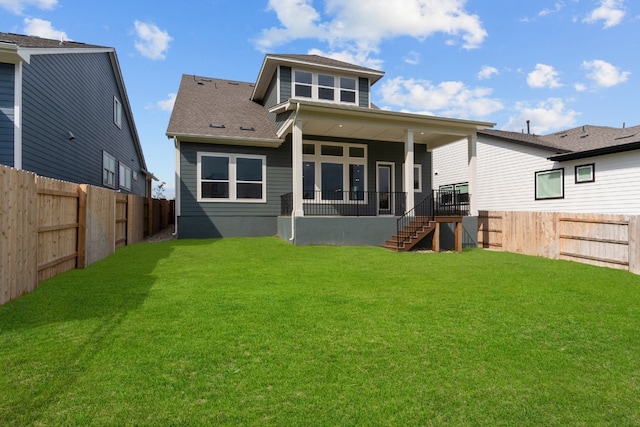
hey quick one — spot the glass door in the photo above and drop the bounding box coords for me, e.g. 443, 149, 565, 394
377, 163, 394, 215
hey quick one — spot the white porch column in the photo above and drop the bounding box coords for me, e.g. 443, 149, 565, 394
404, 130, 415, 213
467, 133, 478, 216
292, 119, 304, 217
14, 61, 23, 169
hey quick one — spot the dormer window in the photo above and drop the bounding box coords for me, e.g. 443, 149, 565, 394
294, 71, 312, 98
293, 70, 358, 105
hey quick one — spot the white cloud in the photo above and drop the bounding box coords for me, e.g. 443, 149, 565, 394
23, 18, 68, 40
582, 59, 630, 87
503, 98, 579, 134
477, 65, 498, 80
133, 20, 172, 60
147, 93, 176, 112
583, 0, 625, 28
307, 47, 384, 71
379, 77, 503, 119
527, 64, 563, 89
256, 0, 487, 66
574, 83, 587, 92
539, 2, 565, 17
0, 0, 56, 14
404, 51, 420, 66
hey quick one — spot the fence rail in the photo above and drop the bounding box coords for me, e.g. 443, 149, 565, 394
1, 165, 174, 304
478, 210, 640, 274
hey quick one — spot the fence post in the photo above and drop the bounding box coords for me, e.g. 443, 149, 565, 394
77, 185, 87, 269
630, 215, 639, 274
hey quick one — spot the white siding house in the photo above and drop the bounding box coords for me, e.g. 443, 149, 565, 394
432, 125, 640, 215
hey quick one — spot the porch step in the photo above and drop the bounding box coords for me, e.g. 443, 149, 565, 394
383, 222, 436, 252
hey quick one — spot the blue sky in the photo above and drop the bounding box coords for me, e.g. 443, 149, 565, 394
3, 0, 638, 199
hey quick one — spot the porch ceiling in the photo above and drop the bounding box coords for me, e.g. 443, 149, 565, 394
275, 99, 495, 149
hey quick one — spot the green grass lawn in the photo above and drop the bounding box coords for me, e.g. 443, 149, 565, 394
1, 237, 640, 426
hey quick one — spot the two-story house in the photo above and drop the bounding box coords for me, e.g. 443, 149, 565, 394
166, 54, 493, 246
0, 32, 153, 196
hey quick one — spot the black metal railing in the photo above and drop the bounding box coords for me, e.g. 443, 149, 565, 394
395, 190, 470, 250
280, 191, 406, 217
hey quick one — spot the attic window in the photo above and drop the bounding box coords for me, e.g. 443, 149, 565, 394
210, 123, 225, 128
240, 126, 255, 131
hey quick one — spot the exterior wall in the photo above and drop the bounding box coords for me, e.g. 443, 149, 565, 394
432, 138, 468, 190
280, 66, 291, 102
0, 62, 14, 166
433, 136, 640, 215
438, 216, 478, 250
358, 77, 369, 108
20, 52, 146, 196
179, 137, 432, 240
178, 140, 293, 238
278, 216, 398, 246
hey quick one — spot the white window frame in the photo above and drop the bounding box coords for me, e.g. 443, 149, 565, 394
535, 168, 564, 200
113, 97, 122, 129
302, 141, 367, 202
292, 69, 358, 105
103, 151, 116, 188
575, 163, 595, 184
119, 162, 132, 191
197, 152, 267, 203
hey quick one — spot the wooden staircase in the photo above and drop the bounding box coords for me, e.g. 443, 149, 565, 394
383, 217, 437, 251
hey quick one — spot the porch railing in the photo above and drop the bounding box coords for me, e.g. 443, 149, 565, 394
395, 190, 469, 250
280, 191, 406, 217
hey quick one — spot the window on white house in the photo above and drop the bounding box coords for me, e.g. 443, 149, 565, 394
439, 182, 469, 204
198, 152, 266, 202
119, 162, 132, 191
103, 151, 116, 187
303, 141, 367, 201
113, 97, 122, 128
413, 165, 422, 192
318, 74, 335, 100
575, 163, 594, 184
535, 168, 564, 200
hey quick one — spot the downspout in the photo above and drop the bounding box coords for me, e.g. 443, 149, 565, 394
290, 103, 301, 242
172, 136, 180, 236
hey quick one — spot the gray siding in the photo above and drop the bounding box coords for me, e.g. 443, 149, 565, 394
0, 63, 14, 166
280, 66, 291, 102
264, 72, 278, 129
21, 53, 146, 195
358, 77, 369, 108
179, 140, 293, 237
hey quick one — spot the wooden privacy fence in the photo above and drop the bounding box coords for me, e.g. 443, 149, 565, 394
1, 165, 172, 305
478, 210, 640, 274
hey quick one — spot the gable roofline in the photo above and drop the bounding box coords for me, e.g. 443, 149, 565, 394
478, 129, 569, 154
548, 140, 640, 161
251, 54, 385, 103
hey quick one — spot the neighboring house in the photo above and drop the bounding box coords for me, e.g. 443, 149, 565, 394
0, 33, 153, 196
432, 125, 640, 214
166, 54, 493, 245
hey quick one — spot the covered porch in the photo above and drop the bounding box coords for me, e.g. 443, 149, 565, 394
271, 99, 493, 247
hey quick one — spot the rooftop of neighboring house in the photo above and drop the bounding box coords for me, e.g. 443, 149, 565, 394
0, 32, 109, 49
479, 124, 640, 161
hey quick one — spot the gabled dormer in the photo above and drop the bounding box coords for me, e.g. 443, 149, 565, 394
251, 54, 384, 110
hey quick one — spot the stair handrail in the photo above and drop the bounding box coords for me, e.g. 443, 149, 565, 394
396, 191, 435, 250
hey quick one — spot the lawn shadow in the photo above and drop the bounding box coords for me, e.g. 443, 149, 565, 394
0, 239, 179, 332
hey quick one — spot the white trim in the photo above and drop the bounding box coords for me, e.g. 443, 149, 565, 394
174, 138, 181, 218
113, 96, 122, 128
302, 140, 368, 202
467, 134, 478, 215
404, 130, 415, 212
376, 161, 395, 216
197, 152, 267, 203
14, 61, 23, 169
292, 68, 359, 106
18, 47, 114, 63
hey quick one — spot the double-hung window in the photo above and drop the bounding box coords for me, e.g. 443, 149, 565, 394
302, 142, 367, 201
119, 162, 132, 191
535, 168, 564, 200
103, 151, 116, 187
293, 70, 358, 105
198, 152, 266, 202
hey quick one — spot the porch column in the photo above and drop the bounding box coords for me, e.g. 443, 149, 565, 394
292, 119, 304, 217
404, 130, 415, 213
467, 133, 478, 216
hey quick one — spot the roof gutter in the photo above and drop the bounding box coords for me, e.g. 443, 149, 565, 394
166, 132, 284, 148
548, 140, 640, 162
